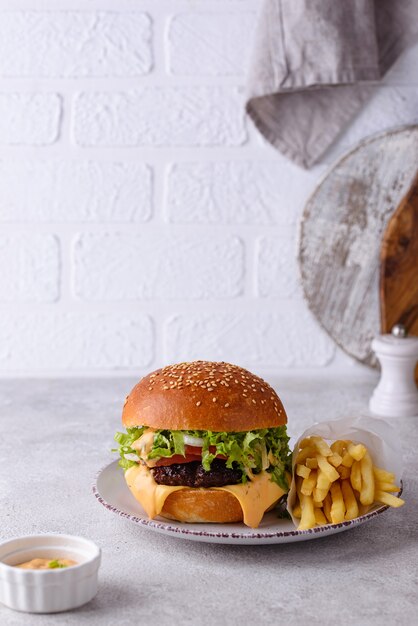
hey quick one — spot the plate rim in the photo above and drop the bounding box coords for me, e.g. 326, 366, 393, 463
92, 461, 399, 542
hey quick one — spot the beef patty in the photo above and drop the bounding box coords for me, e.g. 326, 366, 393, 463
151, 459, 243, 488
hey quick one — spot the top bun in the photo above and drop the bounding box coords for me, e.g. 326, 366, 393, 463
122, 361, 287, 432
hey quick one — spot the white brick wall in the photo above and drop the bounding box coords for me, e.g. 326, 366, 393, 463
165, 309, 335, 367
0, 12, 153, 77
0, 161, 152, 222
0, 234, 60, 302
0, 0, 416, 376
0, 312, 154, 370
165, 161, 318, 225
73, 88, 247, 146
0, 93, 61, 144
167, 13, 256, 76
72, 232, 244, 300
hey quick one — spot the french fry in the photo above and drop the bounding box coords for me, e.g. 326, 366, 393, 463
314, 508, 327, 525
298, 493, 316, 530
293, 503, 302, 518
341, 479, 359, 520
313, 486, 329, 503
330, 482, 345, 523
317, 455, 340, 483
376, 482, 400, 493
348, 443, 367, 462
374, 490, 405, 508
291, 435, 405, 530
299, 438, 312, 449
328, 452, 343, 468
312, 436, 333, 457
296, 464, 311, 479
350, 460, 362, 493
295, 446, 317, 464
360, 451, 375, 505
330, 440, 346, 456
323, 493, 332, 523
337, 465, 351, 480
301, 470, 317, 496
317, 470, 331, 491
373, 467, 395, 483
341, 451, 354, 468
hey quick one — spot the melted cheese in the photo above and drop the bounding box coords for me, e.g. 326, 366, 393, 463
215, 472, 286, 528
131, 429, 156, 465
125, 464, 184, 519
125, 464, 286, 528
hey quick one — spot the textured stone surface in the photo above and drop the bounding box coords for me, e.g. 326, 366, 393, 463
166, 161, 317, 225
0, 161, 152, 222
73, 88, 247, 146
0, 93, 61, 144
0, 234, 60, 302
165, 310, 335, 366
168, 13, 256, 76
1, 375, 416, 626
0, 12, 152, 77
0, 313, 153, 371
73, 233, 244, 300
256, 236, 299, 297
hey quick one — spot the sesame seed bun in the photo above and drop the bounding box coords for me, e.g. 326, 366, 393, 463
122, 361, 287, 431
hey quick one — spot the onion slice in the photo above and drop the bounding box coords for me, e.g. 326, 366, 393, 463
183, 434, 204, 447
124, 453, 139, 462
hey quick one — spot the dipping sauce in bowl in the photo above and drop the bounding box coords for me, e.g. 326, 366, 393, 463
0, 534, 100, 613
16, 558, 78, 570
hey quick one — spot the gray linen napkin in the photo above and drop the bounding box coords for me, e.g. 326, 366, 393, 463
246, 0, 418, 168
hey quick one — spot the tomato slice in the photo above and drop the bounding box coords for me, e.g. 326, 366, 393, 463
154, 454, 201, 467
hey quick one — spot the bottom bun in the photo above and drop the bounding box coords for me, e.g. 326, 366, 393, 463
161, 488, 244, 524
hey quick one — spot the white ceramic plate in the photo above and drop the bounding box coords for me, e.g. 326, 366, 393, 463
93, 461, 393, 545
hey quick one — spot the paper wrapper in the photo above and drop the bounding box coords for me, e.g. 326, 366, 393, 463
286, 415, 404, 527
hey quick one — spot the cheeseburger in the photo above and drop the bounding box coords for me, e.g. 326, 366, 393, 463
114, 361, 291, 528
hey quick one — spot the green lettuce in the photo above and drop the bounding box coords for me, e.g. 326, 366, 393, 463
114, 425, 291, 489
113, 426, 146, 469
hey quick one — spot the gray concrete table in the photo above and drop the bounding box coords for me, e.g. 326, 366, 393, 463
0, 375, 416, 625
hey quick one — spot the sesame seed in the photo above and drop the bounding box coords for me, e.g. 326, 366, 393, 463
224, 403, 230, 407
252, 399, 256, 404
213, 397, 217, 402
196, 401, 201, 406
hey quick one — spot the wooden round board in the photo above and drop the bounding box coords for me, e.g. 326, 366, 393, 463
299, 125, 418, 368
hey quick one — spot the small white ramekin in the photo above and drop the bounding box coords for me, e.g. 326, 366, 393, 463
0, 534, 101, 613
